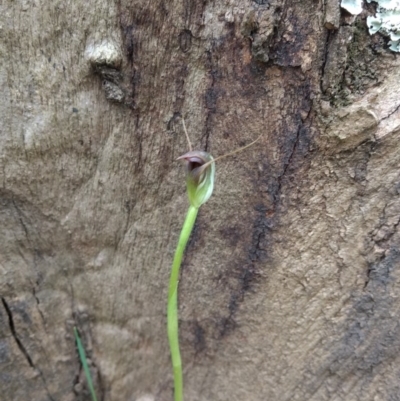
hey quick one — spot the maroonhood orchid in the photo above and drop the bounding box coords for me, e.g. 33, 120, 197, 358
177, 150, 215, 209
167, 120, 261, 401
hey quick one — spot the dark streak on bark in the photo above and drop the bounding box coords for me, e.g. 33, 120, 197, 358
192, 320, 206, 354
217, 66, 313, 339
2, 297, 55, 401
32, 287, 47, 329
320, 29, 333, 93
1, 297, 35, 368
118, 20, 139, 110
381, 103, 400, 121
12, 199, 30, 242
203, 49, 218, 152
270, 4, 313, 67
218, 259, 263, 339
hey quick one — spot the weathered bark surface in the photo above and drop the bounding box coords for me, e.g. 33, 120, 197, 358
1, 0, 400, 400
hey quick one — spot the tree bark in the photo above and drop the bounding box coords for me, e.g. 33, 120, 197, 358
1, 1, 400, 400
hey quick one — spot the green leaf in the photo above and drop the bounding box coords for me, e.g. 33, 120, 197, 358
74, 327, 99, 401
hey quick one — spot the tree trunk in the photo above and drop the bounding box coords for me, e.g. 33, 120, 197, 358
1, 0, 400, 400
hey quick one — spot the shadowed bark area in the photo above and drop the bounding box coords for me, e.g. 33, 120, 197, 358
1, 0, 400, 400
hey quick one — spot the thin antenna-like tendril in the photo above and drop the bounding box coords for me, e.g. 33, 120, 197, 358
181, 118, 192, 152
198, 133, 263, 172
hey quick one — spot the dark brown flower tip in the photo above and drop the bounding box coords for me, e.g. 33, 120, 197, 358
177, 150, 215, 208
177, 150, 213, 184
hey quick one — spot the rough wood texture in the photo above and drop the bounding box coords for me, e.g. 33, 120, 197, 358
1, 0, 400, 400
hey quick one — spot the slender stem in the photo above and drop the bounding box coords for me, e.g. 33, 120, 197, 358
74, 327, 99, 401
168, 205, 199, 401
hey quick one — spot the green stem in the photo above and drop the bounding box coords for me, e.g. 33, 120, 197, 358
74, 327, 99, 401
168, 205, 199, 401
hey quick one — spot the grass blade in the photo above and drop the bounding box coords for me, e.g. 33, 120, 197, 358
74, 327, 99, 401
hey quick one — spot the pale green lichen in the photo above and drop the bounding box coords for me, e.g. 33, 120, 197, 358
341, 0, 363, 15
340, 0, 400, 52
366, 0, 400, 51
